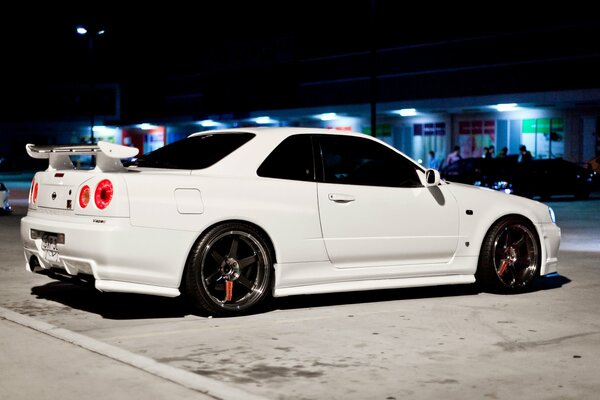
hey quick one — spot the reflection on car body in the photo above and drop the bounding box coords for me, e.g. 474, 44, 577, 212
21, 128, 560, 316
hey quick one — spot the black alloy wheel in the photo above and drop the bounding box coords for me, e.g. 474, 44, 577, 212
184, 222, 273, 316
477, 216, 541, 292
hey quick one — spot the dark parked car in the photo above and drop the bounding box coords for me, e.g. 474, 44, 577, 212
1, 182, 11, 214
441, 156, 598, 200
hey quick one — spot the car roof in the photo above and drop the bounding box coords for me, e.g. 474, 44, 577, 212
188, 126, 369, 139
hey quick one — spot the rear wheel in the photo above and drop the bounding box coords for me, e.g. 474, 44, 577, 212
184, 222, 273, 316
477, 217, 540, 292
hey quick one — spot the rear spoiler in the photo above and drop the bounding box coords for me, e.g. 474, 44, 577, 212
26, 141, 139, 172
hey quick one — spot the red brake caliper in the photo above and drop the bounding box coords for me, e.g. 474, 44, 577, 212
225, 280, 233, 302
498, 260, 509, 277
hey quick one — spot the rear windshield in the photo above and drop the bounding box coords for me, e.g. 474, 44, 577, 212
132, 132, 255, 169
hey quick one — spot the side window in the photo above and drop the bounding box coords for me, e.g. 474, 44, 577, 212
257, 135, 315, 181
319, 135, 421, 187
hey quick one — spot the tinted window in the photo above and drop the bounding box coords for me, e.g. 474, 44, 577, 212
257, 135, 314, 181
133, 133, 254, 169
319, 135, 421, 187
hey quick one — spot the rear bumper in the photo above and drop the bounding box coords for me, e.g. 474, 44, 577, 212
21, 212, 197, 296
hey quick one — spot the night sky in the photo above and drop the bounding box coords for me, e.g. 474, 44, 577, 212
2, 3, 600, 121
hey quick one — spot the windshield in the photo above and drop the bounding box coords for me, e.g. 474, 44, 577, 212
132, 132, 255, 169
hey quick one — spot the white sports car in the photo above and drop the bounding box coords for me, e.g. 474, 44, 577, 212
21, 128, 560, 316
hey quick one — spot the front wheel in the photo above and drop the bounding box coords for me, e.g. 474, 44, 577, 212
476, 217, 541, 293
184, 222, 274, 316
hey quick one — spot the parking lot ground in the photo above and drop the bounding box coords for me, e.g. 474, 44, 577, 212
1, 189, 599, 399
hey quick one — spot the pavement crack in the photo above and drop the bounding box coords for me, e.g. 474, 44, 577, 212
495, 331, 600, 351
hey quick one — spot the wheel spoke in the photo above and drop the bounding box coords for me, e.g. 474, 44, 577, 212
237, 274, 255, 290
238, 254, 257, 269
495, 246, 504, 260
514, 257, 531, 269
512, 233, 526, 249
504, 229, 511, 248
228, 237, 239, 258
204, 270, 220, 286
211, 250, 224, 265
506, 266, 516, 286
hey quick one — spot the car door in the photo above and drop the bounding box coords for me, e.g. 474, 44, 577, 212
316, 134, 459, 268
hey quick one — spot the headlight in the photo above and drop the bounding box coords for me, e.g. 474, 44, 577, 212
548, 206, 556, 224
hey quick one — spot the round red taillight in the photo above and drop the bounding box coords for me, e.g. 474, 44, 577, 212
79, 185, 90, 208
94, 179, 113, 210
32, 181, 39, 205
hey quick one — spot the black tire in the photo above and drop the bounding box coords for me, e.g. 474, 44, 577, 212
184, 222, 274, 316
476, 216, 541, 293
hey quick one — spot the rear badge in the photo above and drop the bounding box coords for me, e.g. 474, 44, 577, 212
93, 219, 106, 224
51, 192, 57, 200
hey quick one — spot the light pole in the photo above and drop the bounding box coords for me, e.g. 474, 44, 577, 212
369, 0, 377, 137
76, 25, 105, 143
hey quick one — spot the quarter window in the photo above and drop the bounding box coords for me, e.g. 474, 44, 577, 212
257, 135, 315, 181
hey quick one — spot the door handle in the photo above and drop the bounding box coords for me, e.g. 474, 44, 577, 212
328, 193, 355, 203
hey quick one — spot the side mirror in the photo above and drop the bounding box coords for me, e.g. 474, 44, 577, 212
425, 169, 440, 187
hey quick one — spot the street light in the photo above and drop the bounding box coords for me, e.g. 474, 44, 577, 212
369, 0, 378, 137
76, 25, 105, 143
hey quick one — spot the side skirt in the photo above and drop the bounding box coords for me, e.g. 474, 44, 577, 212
273, 274, 475, 297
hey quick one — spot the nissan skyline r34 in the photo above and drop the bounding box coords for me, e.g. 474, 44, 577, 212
21, 128, 560, 316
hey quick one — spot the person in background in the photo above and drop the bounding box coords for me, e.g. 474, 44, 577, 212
444, 145, 462, 167
488, 145, 495, 158
428, 150, 440, 169
497, 147, 508, 158
518, 145, 533, 163
482, 147, 490, 158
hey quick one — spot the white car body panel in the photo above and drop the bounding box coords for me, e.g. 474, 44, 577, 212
21, 127, 560, 301
317, 182, 459, 267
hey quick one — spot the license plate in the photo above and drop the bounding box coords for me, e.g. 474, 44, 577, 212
41, 233, 59, 263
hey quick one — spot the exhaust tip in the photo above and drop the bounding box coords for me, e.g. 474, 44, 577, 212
29, 255, 42, 273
